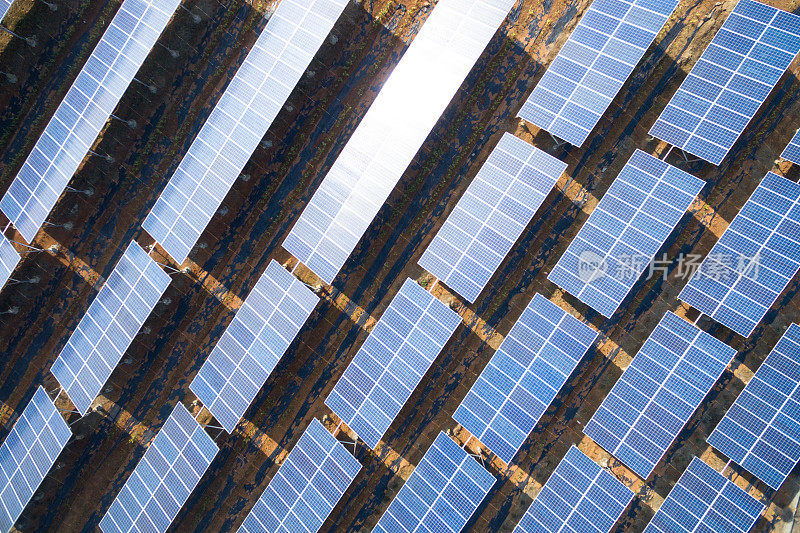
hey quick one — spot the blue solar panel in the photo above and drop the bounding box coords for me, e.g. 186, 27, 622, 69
100, 403, 219, 533
643, 458, 764, 533
0, 0, 182, 243
584, 311, 737, 479
190, 260, 319, 433
708, 324, 800, 490
781, 128, 800, 166
548, 150, 704, 318
239, 419, 361, 533
650, 0, 800, 165
518, 0, 678, 146
325, 279, 461, 449
51, 241, 171, 415
0, 0, 13, 23
514, 446, 634, 533
0, 387, 71, 533
374, 432, 495, 533
679, 172, 800, 337
0, 234, 20, 291
418, 133, 567, 303
453, 293, 598, 464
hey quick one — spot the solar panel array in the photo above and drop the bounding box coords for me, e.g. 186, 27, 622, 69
190, 260, 319, 433
518, 0, 678, 146
283, 0, 517, 284
708, 324, 800, 490
0, 0, 13, 23
0, 387, 71, 533
142, 0, 349, 264
373, 432, 495, 533
51, 241, 171, 415
0, 234, 20, 291
548, 150, 704, 318
453, 293, 598, 464
418, 133, 567, 303
781, 128, 800, 166
239, 419, 361, 533
325, 279, 461, 449
649, 0, 800, 165
0, 0, 182, 243
584, 311, 737, 479
643, 458, 764, 533
679, 172, 800, 337
100, 403, 218, 533
514, 446, 634, 533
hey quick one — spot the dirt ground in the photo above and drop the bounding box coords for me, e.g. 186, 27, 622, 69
1, 0, 800, 531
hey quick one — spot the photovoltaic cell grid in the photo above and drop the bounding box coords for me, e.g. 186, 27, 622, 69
548, 150, 704, 318
325, 279, 461, 449
0, 387, 71, 533
239, 419, 360, 533
0, 234, 20, 291
283, 0, 517, 285
51, 241, 170, 415
643, 458, 764, 533
453, 294, 598, 464
708, 324, 800, 490
373, 432, 495, 533
0, 0, 13, 23
518, 0, 678, 146
190, 260, 318, 433
781, 128, 800, 166
0, 0, 181, 243
143, 0, 349, 264
99, 403, 218, 533
418, 133, 567, 303
679, 172, 800, 337
514, 446, 634, 533
584, 311, 737, 479
649, 0, 800, 165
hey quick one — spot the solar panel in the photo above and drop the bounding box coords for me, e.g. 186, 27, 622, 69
0, 387, 71, 533
0, 234, 20, 291
99, 403, 218, 533
649, 0, 800, 165
643, 458, 764, 533
584, 311, 736, 479
707, 324, 800, 490
0, 0, 13, 23
0, 0, 182, 243
239, 419, 361, 533
325, 279, 461, 449
518, 0, 679, 146
453, 293, 598, 464
190, 260, 319, 433
283, 0, 517, 285
516, 446, 633, 533
50, 241, 171, 415
679, 172, 800, 337
548, 149, 704, 318
418, 133, 567, 303
373, 431, 495, 533
781, 128, 800, 166
142, 0, 349, 264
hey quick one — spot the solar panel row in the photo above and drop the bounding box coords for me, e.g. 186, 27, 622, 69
142, 0, 349, 264
0, 387, 71, 533
453, 293, 598, 464
518, 0, 679, 146
239, 419, 361, 533
0, 0, 182, 243
650, 0, 800, 165
679, 171, 800, 337
584, 311, 737, 479
548, 149, 704, 318
283, 0, 518, 285
0, 0, 13, 23
99, 403, 218, 533
325, 279, 461, 449
374, 432, 495, 533
781, 128, 800, 166
190, 260, 319, 433
418, 133, 567, 303
0, 235, 20, 292
51, 241, 171, 415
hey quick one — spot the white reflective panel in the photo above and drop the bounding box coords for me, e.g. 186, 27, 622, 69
0, 234, 20, 291
283, 0, 518, 284
0, 0, 13, 22
0, 0, 182, 243
142, 0, 350, 264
